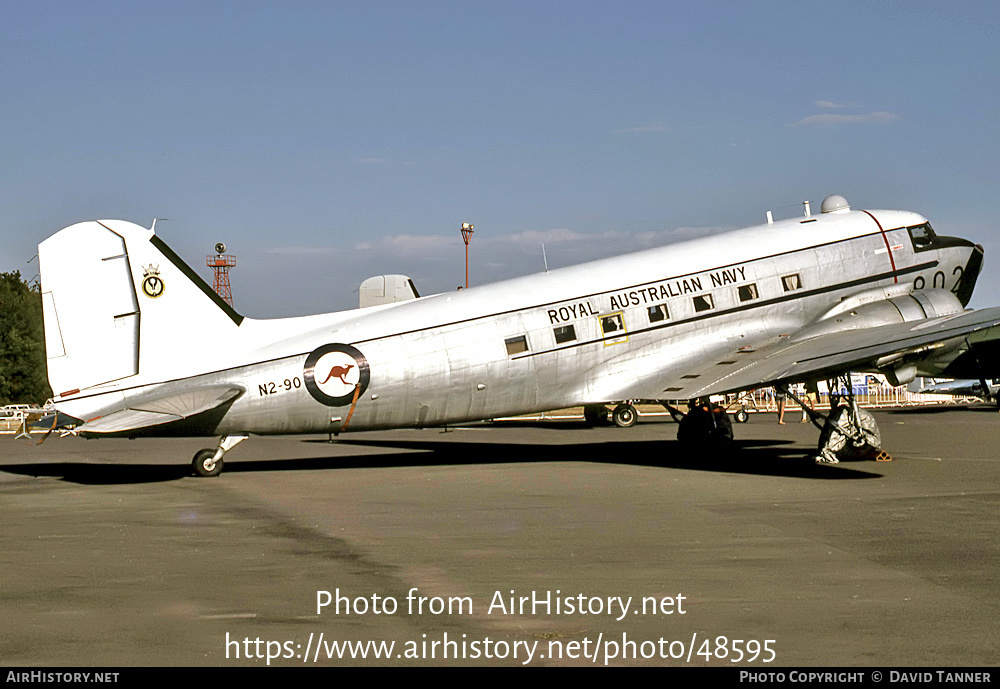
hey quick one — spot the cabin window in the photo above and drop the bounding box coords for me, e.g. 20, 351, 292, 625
553, 324, 576, 344
647, 304, 668, 323
738, 283, 759, 302
600, 312, 628, 346
693, 294, 714, 312
781, 274, 802, 291
600, 313, 624, 334
505, 335, 529, 355
907, 223, 937, 252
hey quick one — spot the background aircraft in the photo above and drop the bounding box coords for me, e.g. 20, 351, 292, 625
37, 195, 1000, 474
912, 377, 1000, 405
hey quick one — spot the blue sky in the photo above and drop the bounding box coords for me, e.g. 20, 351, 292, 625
3, 1, 999, 316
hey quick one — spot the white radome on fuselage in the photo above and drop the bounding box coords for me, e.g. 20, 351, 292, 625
40, 202, 981, 437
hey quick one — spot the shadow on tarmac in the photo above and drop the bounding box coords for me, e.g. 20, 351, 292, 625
0, 437, 883, 485
0, 462, 192, 485
886, 405, 999, 415
315, 438, 883, 480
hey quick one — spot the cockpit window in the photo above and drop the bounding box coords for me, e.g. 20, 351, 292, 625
907, 223, 937, 252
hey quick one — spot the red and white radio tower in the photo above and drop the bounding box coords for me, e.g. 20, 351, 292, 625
207, 242, 236, 306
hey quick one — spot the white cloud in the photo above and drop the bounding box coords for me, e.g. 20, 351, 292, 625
614, 121, 669, 134
263, 234, 452, 260
264, 245, 340, 256
789, 111, 901, 127
252, 224, 737, 315
493, 227, 593, 245
366, 233, 451, 256
357, 157, 418, 166
630, 226, 732, 247
814, 100, 855, 109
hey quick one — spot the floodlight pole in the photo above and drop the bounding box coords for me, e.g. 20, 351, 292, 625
207, 243, 236, 307
461, 222, 474, 288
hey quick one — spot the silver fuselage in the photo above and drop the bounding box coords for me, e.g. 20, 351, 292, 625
50, 208, 983, 436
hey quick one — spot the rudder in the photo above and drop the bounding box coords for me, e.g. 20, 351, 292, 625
39, 220, 243, 398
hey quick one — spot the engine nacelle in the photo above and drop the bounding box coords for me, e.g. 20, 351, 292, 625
792, 288, 964, 343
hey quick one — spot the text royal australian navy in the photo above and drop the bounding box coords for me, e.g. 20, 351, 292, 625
547, 266, 747, 324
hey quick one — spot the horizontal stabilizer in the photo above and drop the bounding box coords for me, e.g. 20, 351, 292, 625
77, 385, 244, 434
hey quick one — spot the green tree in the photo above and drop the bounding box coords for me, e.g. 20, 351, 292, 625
0, 271, 53, 405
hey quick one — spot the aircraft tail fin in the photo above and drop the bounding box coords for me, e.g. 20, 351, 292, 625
359, 274, 420, 308
38, 220, 244, 399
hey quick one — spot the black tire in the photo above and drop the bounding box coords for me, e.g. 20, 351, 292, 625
735, 409, 749, 423
192, 449, 223, 477
612, 403, 638, 428
583, 404, 608, 426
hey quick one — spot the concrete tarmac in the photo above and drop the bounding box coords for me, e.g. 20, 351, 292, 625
1, 407, 998, 667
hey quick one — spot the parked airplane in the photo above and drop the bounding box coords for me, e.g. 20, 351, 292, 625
913, 377, 1000, 404
37, 195, 1000, 475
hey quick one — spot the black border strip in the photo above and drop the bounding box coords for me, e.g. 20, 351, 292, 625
353, 225, 908, 345
150, 235, 245, 326
60, 260, 937, 406
510, 261, 937, 360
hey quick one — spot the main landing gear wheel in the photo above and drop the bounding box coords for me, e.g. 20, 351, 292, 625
192, 449, 223, 477
734, 409, 749, 424
612, 403, 638, 428
676, 400, 734, 450
812, 376, 883, 465
815, 405, 882, 464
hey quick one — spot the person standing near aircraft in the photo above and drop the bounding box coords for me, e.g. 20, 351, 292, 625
790, 383, 812, 422
803, 382, 820, 423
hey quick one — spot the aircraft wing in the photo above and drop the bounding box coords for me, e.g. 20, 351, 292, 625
74, 385, 245, 434
616, 307, 1000, 402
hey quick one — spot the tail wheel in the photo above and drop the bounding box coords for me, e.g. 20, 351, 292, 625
192, 449, 223, 477
612, 403, 638, 428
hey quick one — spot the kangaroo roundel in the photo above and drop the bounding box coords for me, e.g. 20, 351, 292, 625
304, 344, 370, 406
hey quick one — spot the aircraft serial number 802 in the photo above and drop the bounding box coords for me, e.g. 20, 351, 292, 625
36, 194, 1000, 476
